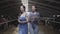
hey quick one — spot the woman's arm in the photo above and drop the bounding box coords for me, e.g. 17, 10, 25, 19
18, 18, 22, 23
18, 18, 28, 23
18, 16, 28, 23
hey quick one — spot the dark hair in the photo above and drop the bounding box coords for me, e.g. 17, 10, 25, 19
20, 5, 25, 11
20, 5, 25, 14
32, 5, 37, 8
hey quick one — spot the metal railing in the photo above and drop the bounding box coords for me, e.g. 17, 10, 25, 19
0, 19, 17, 25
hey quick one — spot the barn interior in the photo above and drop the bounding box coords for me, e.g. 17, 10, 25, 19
0, 0, 60, 34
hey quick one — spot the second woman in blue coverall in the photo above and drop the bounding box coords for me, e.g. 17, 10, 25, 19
29, 5, 40, 34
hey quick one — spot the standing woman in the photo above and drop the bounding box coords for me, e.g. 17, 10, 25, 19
18, 5, 28, 34
29, 5, 40, 34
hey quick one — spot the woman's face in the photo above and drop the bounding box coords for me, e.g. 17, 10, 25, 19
32, 6, 36, 11
20, 6, 24, 12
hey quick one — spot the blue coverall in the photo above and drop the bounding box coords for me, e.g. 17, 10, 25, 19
18, 15, 28, 34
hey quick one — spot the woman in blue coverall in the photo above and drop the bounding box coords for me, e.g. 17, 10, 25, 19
18, 5, 28, 34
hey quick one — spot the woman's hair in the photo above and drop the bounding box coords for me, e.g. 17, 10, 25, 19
20, 5, 26, 14
20, 5, 25, 11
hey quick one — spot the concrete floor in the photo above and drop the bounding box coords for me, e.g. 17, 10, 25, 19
0, 24, 60, 34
